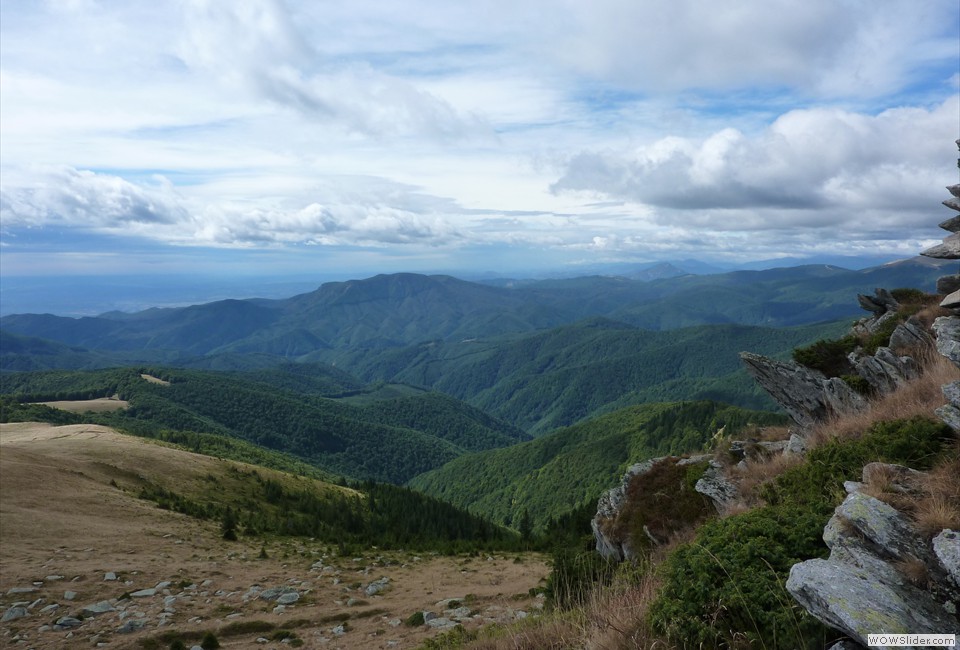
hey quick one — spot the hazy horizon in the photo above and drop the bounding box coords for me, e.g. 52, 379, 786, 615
0, 253, 933, 317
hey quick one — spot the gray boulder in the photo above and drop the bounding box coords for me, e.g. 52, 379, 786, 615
1, 607, 28, 623
921, 233, 960, 259
854, 347, 919, 395
942, 290, 960, 311
933, 530, 960, 588
784, 432, 808, 456
81, 600, 116, 617
937, 275, 960, 295
53, 616, 82, 630
787, 492, 957, 646
694, 460, 738, 511
259, 586, 297, 601
276, 592, 299, 605
888, 318, 934, 351
117, 618, 147, 634
933, 316, 960, 366
857, 288, 899, 315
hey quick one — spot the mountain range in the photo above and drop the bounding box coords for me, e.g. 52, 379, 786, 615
1, 258, 947, 364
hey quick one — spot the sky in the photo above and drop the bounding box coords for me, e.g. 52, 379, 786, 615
1, 0, 959, 286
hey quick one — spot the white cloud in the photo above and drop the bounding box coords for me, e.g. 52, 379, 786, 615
552, 96, 959, 230
0, 167, 463, 248
551, 0, 958, 98
178, 0, 490, 139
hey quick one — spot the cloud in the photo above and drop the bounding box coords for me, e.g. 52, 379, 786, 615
0, 168, 188, 230
551, 96, 959, 233
0, 167, 463, 248
178, 0, 489, 139
552, 0, 958, 97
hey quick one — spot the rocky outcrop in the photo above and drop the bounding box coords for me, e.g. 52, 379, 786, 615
888, 318, 934, 351
921, 142, 960, 309
853, 347, 920, 395
935, 380, 960, 432
592, 458, 662, 561
857, 288, 899, 315
787, 473, 959, 647
592, 454, 712, 561
739, 353, 867, 430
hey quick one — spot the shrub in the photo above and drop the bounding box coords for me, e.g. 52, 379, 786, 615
861, 317, 901, 356
792, 336, 858, 377
649, 504, 834, 649
841, 374, 872, 396
546, 546, 617, 609
889, 288, 929, 304
404, 611, 425, 627
200, 632, 220, 650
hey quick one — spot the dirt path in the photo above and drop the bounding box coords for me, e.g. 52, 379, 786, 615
0, 423, 549, 649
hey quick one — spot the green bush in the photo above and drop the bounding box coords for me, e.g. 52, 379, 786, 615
840, 374, 872, 396
889, 288, 929, 304
791, 336, 858, 377
546, 546, 617, 609
861, 316, 902, 356
649, 504, 833, 649
200, 632, 220, 650
404, 611, 425, 627
763, 416, 952, 512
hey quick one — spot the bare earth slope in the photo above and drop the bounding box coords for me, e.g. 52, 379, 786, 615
0, 423, 547, 649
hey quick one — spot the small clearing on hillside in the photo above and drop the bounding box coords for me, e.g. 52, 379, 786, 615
38, 396, 129, 413
140, 373, 170, 385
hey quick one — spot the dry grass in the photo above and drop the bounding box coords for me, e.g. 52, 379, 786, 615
463, 617, 583, 650
727, 350, 959, 508
730, 453, 803, 508
905, 304, 952, 332
914, 495, 960, 538
860, 464, 921, 512
811, 351, 960, 447
895, 555, 930, 588
912, 451, 960, 537
583, 577, 674, 650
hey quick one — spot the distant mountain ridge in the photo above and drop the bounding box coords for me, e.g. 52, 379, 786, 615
0, 258, 950, 367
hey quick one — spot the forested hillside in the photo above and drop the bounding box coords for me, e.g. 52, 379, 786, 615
409, 401, 786, 531
325, 318, 849, 433
0, 366, 527, 484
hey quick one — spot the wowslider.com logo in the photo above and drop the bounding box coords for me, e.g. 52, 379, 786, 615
868, 634, 956, 647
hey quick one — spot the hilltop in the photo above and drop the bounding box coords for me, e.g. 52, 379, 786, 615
0, 422, 548, 649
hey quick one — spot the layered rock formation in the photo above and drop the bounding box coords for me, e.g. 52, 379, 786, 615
921, 140, 960, 303
786, 466, 959, 647
741, 288, 926, 435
